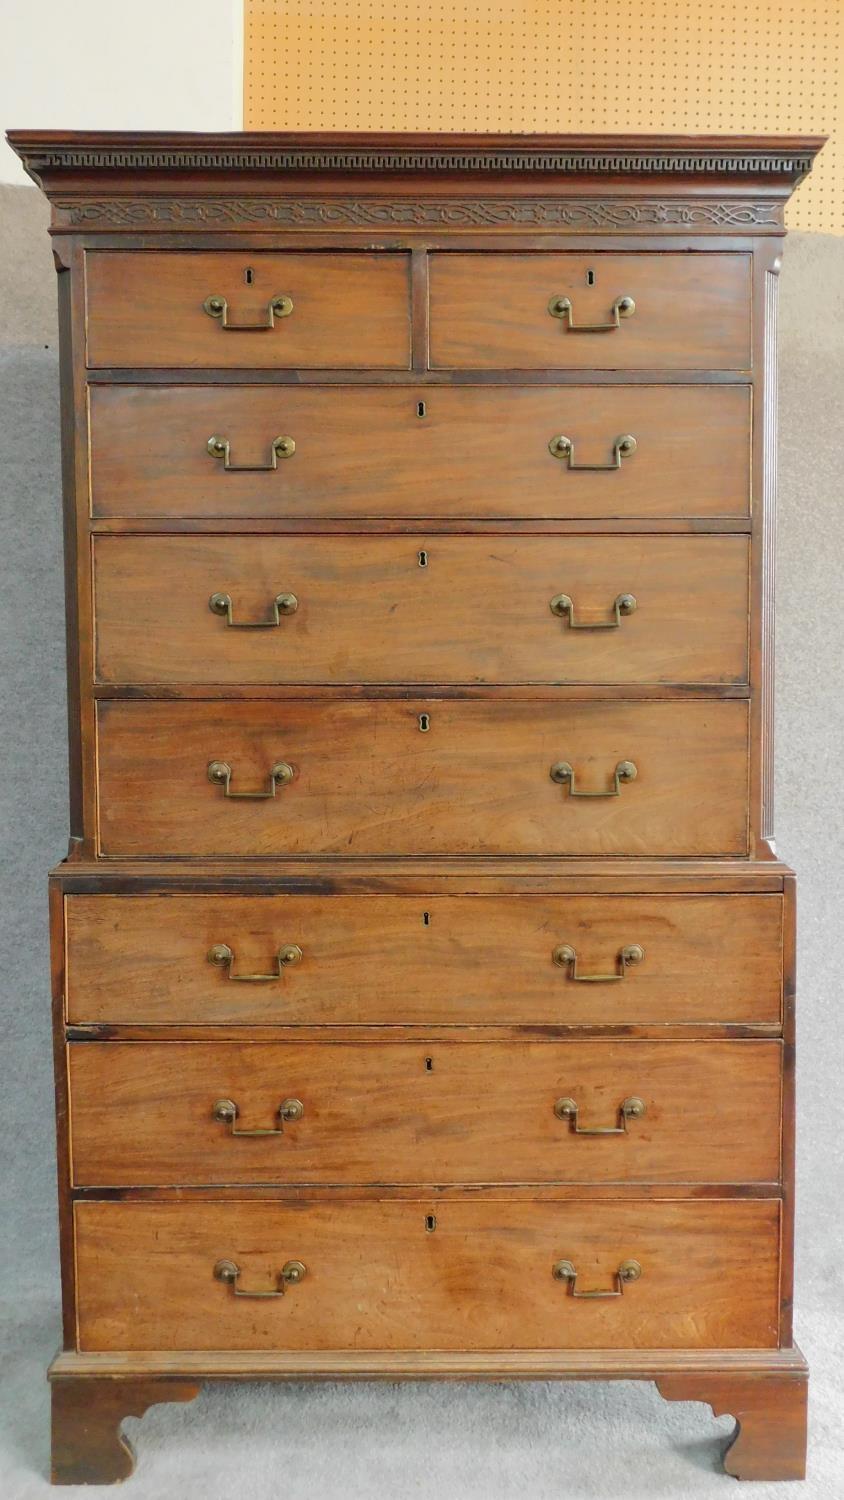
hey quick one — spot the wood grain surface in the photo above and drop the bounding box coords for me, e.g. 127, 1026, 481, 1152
85, 251, 412, 369
95, 699, 750, 858
429, 253, 751, 369
67, 1038, 781, 1186
63, 890, 783, 1027
73, 1197, 781, 1351
93, 534, 750, 687
88, 383, 751, 520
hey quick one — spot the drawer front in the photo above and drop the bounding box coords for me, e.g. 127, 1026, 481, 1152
68, 1039, 781, 1186
74, 1199, 780, 1351
85, 252, 411, 369
95, 700, 749, 858
429, 253, 751, 370
88, 384, 752, 521
93, 535, 749, 688
65, 892, 784, 1027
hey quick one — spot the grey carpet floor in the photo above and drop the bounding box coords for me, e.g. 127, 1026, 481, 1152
0, 192, 842, 1494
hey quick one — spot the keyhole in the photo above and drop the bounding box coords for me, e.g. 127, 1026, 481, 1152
244, 266, 254, 284
422, 910, 431, 926
417, 400, 426, 418
418, 550, 428, 568
425, 1214, 437, 1233
425, 1056, 434, 1072
418, 713, 430, 733
586, 268, 595, 286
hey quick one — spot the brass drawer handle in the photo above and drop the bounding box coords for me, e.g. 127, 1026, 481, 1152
550, 760, 637, 797
554, 1096, 646, 1134
207, 761, 295, 798
208, 942, 303, 982
207, 435, 296, 470
203, 293, 294, 330
553, 943, 645, 982
548, 294, 635, 331
549, 434, 637, 469
212, 1097, 304, 1136
209, 592, 299, 628
214, 1258, 307, 1298
550, 593, 637, 629
552, 1258, 642, 1298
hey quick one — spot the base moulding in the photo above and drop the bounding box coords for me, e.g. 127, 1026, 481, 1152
49, 1345, 808, 1484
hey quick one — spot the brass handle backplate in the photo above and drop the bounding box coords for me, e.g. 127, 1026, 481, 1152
203, 293, 294, 330
207, 761, 295, 798
212, 1098, 304, 1136
209, 592, 299, 628
550, 593, 637, 629
207, 435, 296, 471
214, 1258, 307, 1298
549, 434, 637, 470
208, 942, 303, 982
548, 294, 635, 331
554, 1096, 646, 1135
553, 943, 645, 982
552, 1258, 642, 1298
550, 760, 637, 797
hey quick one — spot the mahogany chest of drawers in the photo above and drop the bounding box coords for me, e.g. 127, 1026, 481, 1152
9, 129, 821, 1484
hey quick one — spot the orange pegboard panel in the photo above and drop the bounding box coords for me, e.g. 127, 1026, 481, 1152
243, 0, 839, 232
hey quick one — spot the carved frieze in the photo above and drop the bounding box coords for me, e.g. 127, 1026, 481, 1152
53, 197, 784, 230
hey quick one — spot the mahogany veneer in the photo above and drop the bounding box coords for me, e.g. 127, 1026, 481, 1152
9, 127, 819, 1484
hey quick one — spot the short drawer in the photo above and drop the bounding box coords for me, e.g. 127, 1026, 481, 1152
84, 252, 411, 369
74, 1198, 781, 1350
68, 1040, 781, 1187
429, 253, 751, 370
88, 383, 752, 521
93, 535, 750, 687
63, 891, 784, 1027
95, 700, 749, 858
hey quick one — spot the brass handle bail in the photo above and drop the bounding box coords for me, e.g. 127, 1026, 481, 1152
549, 434, 637, 470
553, 943, 645, 982
552, 1259, 642, 1298
207, 761, 295, 798
212, 1098, 304, 1137
554, 1096, 646, 1135
214, 1258, 307, 1298
209, 592, 298, 628
208, 942, 303, 982
207, 435, 296, 471
548, 294, 635, 331
550, 593, 637, 629
550, 760, 637, 797
203, 293, 293, 330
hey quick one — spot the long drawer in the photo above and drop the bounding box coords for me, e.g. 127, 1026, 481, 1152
85, 251, 412, 369
88, 384, 752, 520
68, 1039, 781, 1186
74, 1199, 781, 1351
63, 892, 784, 1027
428, 253, 751, 369
93, 535, 749, 687
95, 700, 750, 858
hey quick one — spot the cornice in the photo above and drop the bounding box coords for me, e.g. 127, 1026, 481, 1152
7, 130, 825, 190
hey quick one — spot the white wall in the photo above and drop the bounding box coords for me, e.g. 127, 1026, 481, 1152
1, 0, 241, 184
